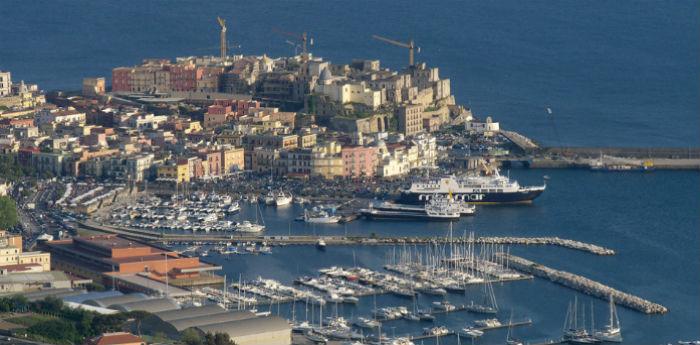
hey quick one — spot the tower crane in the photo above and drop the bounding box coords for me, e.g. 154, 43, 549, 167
273, 28, 313, 61
372, 35, 419, 67
217, 17, 227, 60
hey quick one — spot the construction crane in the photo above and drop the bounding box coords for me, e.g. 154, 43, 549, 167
273, 28, 312, 61
372, 35, 418, 67
217, 17, 227, 60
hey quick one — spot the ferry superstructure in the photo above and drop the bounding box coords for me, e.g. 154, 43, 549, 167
399, 169, 545, 205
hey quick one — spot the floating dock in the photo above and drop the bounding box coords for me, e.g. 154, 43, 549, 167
500, 253, 668, 314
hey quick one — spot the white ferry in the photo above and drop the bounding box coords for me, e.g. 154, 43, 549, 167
399, 168, 545, 205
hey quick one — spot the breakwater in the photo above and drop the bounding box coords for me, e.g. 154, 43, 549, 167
500, 253, 668, 314
77, 220, 616, 256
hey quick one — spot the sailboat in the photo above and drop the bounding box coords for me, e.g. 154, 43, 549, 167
465, 275, 498, 314
563, 296, 600, 344
235, 202, 266, 233
593, 295, 622, 342
505, 310, 523, 345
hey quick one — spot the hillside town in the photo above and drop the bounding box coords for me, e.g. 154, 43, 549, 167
1, 51, 514, 186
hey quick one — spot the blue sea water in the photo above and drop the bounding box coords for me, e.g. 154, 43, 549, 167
1, 1, 699, 343
1, 0, 698, 146
212, 169, 700, 343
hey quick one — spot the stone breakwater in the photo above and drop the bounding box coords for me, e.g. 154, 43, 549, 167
500, 253, 668, 314
474, 236, 615, 255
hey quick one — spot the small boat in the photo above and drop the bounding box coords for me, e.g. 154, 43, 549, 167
225, 202, 241, 214
354, 317, 380, 329
423, 326, 449, 336
316, 239, 327, 249
402, 312, 420, 322
461, 327, 484, 338
474, 318, 501, 328
304, 209, 341, 224
264, 191, 276, 205
432, 300, 456, 312
275, 191, 293, 206
293, 321, 314, 333
417, 310, 435, 321
305, 331, 328, 343
235, 221, 265, 233
343, 296, 359, 304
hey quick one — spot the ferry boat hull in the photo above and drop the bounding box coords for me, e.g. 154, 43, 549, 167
398, 188, 544, 205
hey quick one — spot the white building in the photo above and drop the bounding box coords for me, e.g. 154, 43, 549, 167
314, 68, 382, 110
465, 116, 500, 137
127, 113, 168, 130
0, 71, 10, 96
37, 107, 86, 126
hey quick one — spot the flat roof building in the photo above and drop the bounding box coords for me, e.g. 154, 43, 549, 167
45, 235, 222, 291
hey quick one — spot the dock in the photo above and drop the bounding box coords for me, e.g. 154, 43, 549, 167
473, 319, 532, 331
76, 220, 617, 255
499, 253, 669, 314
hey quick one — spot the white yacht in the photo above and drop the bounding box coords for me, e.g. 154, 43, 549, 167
304, 209, 341, 224
461, 327, 484, 337
235, 221, 265, 233
264, 191, 276, 205
400, 167, 546, 204
474, 318, 502, 328
275, 191, 293, 206
593, 296, 622, 343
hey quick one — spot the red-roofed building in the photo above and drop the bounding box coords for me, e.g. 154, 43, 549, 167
86, 332, 145, 345
45, 235, 221, 289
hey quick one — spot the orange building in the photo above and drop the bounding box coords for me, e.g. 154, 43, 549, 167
46, 235, 221, 289
86, 332, 145, 345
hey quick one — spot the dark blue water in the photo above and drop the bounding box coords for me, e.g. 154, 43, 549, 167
1, 1, 699, 342
210, 169, 700, 343
1, 0, 698, 146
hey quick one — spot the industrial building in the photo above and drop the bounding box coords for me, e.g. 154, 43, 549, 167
137, 304, 291, 345
45, 235, 222, 292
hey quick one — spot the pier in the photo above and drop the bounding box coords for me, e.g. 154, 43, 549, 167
499, 253, 669, 314
76, 220, 617, 255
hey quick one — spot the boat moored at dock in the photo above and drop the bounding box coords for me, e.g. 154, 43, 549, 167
399, 168, 545, 205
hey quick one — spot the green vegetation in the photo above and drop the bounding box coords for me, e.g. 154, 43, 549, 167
0, 295, 146, 345
0, 196, 19, 229
0, 153, 36, 182
182, 329, 237, 345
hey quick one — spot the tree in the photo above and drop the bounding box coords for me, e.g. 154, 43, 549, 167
181, 329, 203, 345
202, 332, 235, 345
0, 196, 18, 229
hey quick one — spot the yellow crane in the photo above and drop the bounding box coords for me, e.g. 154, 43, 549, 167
372, 35, 418, 67
273, 28, 313, 62
217, 17, 227, 60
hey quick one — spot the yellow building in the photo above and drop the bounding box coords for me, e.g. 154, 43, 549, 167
157, 161, 190, 183
312, 141, 344, 179
0, 231, 51, 272
221, 147, 245, 173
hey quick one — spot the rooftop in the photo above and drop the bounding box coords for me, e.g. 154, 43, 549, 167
88, 332, 144, 345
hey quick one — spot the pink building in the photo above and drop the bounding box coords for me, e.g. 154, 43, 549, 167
169, 64, 197, 92
341, 146, 377, 178
111, 68, 132, 92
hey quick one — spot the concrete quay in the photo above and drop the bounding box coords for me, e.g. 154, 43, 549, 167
499, 253, 669, 314
78, 220, 616, 256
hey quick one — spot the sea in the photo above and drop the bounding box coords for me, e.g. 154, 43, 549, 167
1, 0, 699, 343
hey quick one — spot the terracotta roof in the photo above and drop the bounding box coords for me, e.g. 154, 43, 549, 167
88, 332, 144, 345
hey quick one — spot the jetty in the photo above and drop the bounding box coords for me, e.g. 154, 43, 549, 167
499, 253, 668, 314
76, 220, 616, 255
